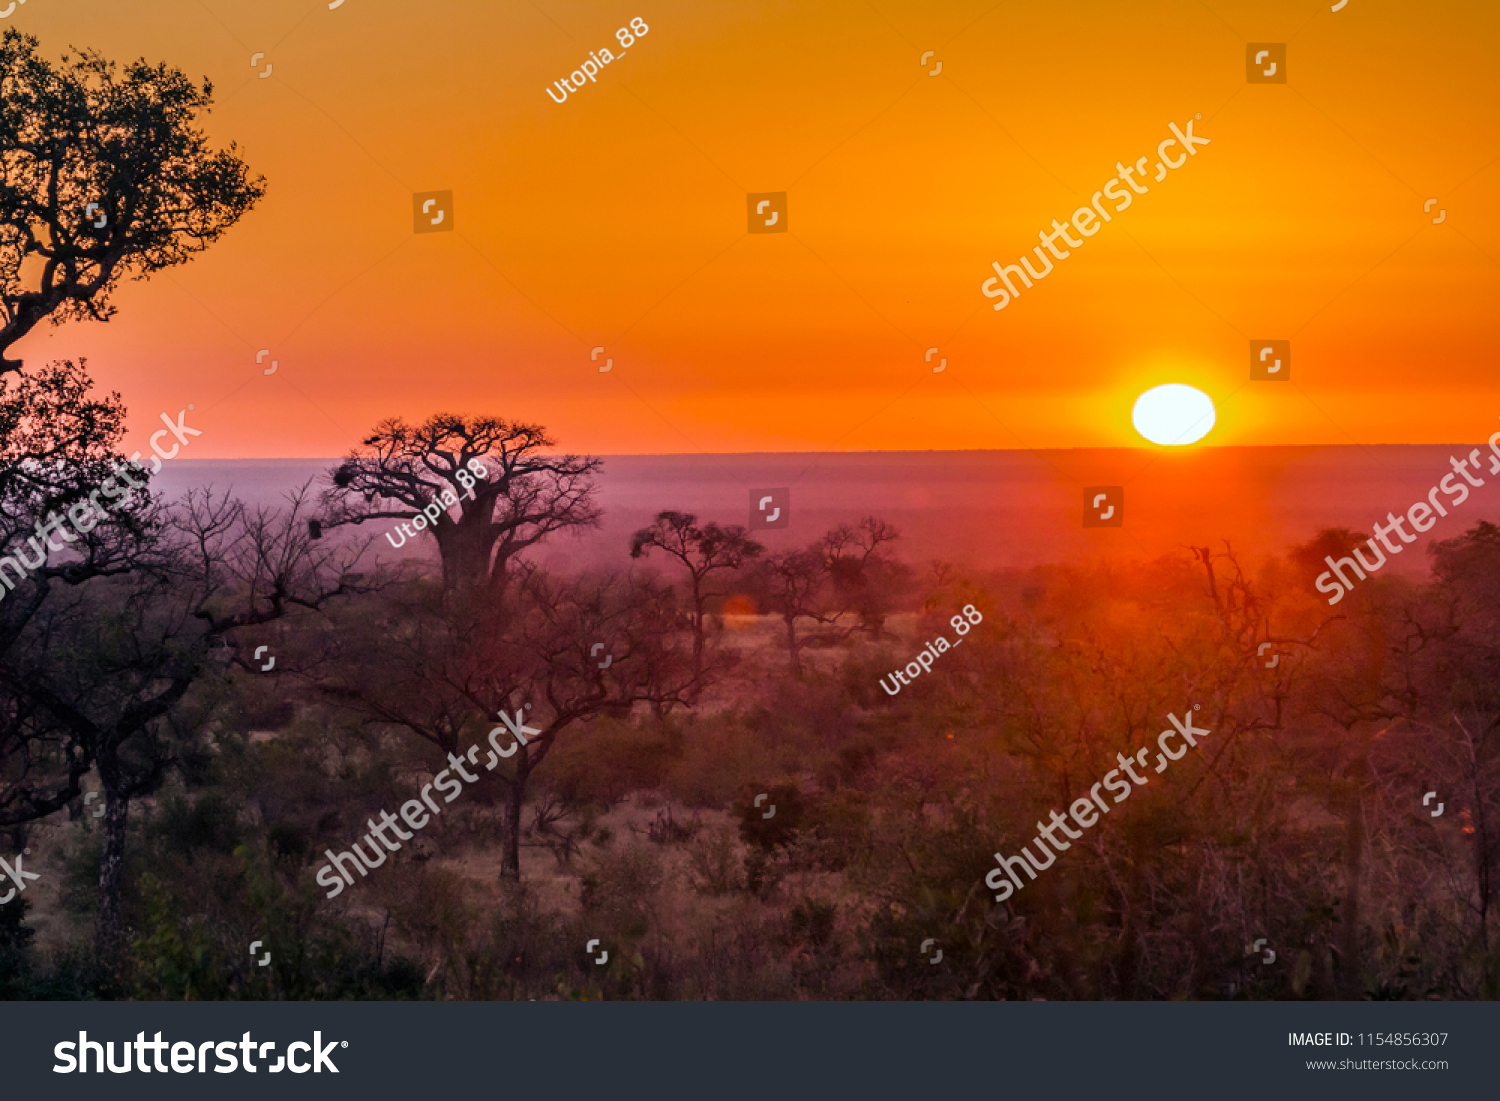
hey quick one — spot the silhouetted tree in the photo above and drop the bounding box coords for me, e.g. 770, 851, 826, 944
819, 516, 901, 636
0, 28, 265, 373
319, 415, 601, 598
1, 487, 366, 960
629, 511, 761, 677
758, 549, 830, 678
0, 366, 167, 844
0, 26, 264, 894
319, 568, 699, 880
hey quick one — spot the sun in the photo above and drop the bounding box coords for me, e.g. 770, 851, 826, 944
1132, 384, 1216, 446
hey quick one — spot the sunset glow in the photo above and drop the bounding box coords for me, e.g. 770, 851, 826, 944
4, 0, 1492, 458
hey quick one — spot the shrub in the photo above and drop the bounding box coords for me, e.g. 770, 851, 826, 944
686, 827, 745, 896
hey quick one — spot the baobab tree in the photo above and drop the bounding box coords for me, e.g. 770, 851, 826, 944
318, 415, 602, 598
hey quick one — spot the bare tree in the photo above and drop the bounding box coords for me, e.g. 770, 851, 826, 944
758, 548, 833, 678
750, 518, 901, 677
179, 485, 374, 645
319, 567, 699, 880
0, 486, 367, 960
319, 414, 602, 598
629, 511, 762, 677
1392, 522, 1500, 955
0, 362, 162, 841
819, 516, 902, 636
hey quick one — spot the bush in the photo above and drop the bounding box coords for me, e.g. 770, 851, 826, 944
0, 895, 37, 997
686, 827, 745, 895
645, 806, 699, 845
152, 791, 244, 860
580, 842, 665, 935
735, 784, 806, 852
784, 897, 837, 951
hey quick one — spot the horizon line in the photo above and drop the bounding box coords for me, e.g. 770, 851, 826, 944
155, 442, 1489, 462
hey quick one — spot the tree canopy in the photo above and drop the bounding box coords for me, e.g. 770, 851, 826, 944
321, 414, 603, 596
0, 28, 265, 372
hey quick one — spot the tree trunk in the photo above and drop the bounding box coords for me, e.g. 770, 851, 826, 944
500, 752, 530, 881
1337, 740, 1368, 999
436, 517, 493, 595
95, 787, 130, 962
1118, 838, 1142, 997
690, 577, 705, 678
1464, 722, 1491, 950
785, 614, 801, 678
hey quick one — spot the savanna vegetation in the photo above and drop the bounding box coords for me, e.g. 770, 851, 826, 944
2, 27, 1498, 1002
6, 408, 1500, 1001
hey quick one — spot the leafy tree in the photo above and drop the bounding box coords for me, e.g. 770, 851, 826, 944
0, 360, 155, 620
0, 25, 263, 844
0, 28, 265, 372
0, 364, 156, 831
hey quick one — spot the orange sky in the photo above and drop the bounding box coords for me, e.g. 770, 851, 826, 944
9, 0, 1500, 458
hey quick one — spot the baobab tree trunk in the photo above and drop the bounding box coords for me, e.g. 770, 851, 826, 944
95, 786, 130, 961
435, 519, 494, 595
